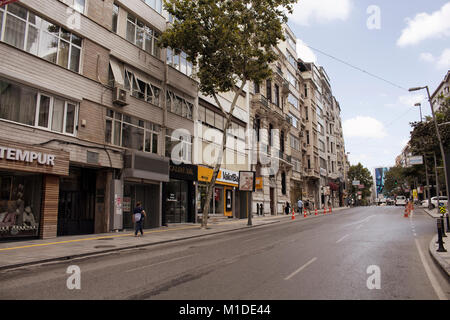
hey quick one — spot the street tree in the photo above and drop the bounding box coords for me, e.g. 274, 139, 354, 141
159, 0, 297, 228
348, 163, 373, 204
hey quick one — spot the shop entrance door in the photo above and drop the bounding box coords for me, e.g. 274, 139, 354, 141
270, 187, 275, 215
58, 167, 96, 236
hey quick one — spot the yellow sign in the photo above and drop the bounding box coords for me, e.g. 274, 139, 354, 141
413, 189, 418, 200
198, 166, 213, 183
255, 177, 263, 190
197, 166, 239, 187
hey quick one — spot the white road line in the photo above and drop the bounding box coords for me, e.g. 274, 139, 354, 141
336, 234, 350, 243
356, 224, 363, 230
284, 257, 317, 280
344, 215, 376, 227
125, 255, 194, 273
414, 239, 447, 300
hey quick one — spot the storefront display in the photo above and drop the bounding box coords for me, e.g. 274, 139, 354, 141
0, 171, 42, 239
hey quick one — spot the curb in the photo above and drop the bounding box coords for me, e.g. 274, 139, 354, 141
0, 220, 281, 272
428, 234, 450, 279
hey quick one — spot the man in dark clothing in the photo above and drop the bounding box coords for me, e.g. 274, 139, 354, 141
133, 201, 146, 237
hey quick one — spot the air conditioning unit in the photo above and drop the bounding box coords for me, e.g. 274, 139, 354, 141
113, 86, 128, 106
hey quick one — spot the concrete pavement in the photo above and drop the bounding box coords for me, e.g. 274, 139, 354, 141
0, 207, 350, 271
424, 208, 450, 278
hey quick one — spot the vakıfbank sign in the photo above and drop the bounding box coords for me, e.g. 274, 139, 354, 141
198, 166, 239, 186
0, 140, 69, 176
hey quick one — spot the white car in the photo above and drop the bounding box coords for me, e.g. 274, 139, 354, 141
395, 196, 407, 206
430, 196, 448, 208
421, 199, 430, 208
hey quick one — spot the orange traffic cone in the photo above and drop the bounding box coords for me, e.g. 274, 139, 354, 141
315, 209, 318, 216
324, 207, 327, 215
304, 209, 307, 218
292, 208, 295, 220
329, 207, 332, 214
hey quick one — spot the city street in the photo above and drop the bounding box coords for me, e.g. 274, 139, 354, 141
0, 206, 448, 300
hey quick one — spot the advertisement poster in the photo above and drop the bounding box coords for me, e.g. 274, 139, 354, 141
239, 171, 256, 192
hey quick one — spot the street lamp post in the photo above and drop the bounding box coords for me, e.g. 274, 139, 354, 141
409, 86, 449, 215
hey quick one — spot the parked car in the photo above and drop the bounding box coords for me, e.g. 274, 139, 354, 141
386, 198, 395, 205
421, 199, 430, 208
430, 196, 448, 208
395, 196, 407, 206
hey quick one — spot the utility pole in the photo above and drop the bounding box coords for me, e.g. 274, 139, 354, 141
424, 155, 431, 208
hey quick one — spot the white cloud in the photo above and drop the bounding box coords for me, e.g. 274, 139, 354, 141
437, 48, 450, 69
343, 116, 387, 139
397, 3, 450, 47
289, 0, 352, 26
296, 39, 317, 63
385, 93, 425, 108
419, 49, 450, 69
419, 52, 435, 63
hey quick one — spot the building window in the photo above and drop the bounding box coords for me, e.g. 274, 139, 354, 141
166, 90, 193, 120
286, 71, 297, 89
269, 124, 273, 146
285, 31, 296, 51
274, 84, 280, 107
142, 0, 162, 14
306, 130, 310, 145
166, 48, 193, 77
0, 77, 78, 135
280, 130, 284, 153
292, 158, 301, 172
266, 80, 272, 102
281, 172, 286, 195
126, 13, 160, 58
287, 93, 298, 109
112, 3, 119, 33
254, 82, 260, 94
290, 134, 300, 151
124, 69, 161, 107
0, 3, 82, 72
105, 109, 160, 153
286, 50, 297, 69
288, 113, 298, 128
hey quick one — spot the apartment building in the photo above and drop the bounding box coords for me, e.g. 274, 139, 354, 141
431, 70, 450, 112
0, 0, 203, 240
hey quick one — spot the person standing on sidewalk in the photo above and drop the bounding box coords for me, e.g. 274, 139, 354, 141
297, 199, 303, 214
133, 201, 146, 237
285, 202, 291, 215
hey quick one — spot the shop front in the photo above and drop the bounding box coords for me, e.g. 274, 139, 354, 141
163, 162, 197, 224
197, 166, 238, 218
122, 150, 169, 230
0, 140, 69, 240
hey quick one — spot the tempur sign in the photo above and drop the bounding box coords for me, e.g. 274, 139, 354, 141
0, 146, 56, 166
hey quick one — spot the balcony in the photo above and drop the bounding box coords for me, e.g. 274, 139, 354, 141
278, 150, 292, 165
251, 93, 270, 110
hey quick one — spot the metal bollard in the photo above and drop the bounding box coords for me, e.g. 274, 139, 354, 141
437, 218, 447, 252
441, 216, 447, 237
446, 212, 450, 233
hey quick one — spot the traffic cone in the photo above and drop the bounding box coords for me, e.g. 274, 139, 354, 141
329, 207, 332, 214
292, 208, 295, 220
324, 207, 327, 215
315, 209, 318, 216
404, 209, 408, 218
304, 209, 307, 218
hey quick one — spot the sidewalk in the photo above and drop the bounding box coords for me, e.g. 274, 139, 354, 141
0, 207, 350, 271
423, 208, 450, 278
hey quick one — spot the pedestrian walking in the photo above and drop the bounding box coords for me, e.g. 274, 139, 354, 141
133, 201, 146, 237
285, 202, 291, 215
297, 198, 303, 214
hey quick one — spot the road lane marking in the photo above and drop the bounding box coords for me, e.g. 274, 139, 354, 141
356, 224, 363, 230
336, 234, 350, 243
414, 239, 447, 300
125, 255, 194, 273
344, 215, 376, 227
284, 257, 317, 280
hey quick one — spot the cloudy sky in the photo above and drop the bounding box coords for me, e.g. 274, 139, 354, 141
287, 0, 450, 173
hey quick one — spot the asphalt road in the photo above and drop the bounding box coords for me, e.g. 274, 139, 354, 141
0, 206, 449, 300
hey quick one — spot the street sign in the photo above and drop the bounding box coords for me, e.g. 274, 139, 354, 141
439, 204, 447, 214
352, 180, 360, 186
358, 184, 365, 189
408, 155, 423, 165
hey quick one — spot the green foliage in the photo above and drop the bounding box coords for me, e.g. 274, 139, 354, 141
348, 163, 373, 199
159, 0, 297, 97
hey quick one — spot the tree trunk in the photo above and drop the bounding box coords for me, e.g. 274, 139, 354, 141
201, 80, 247, 228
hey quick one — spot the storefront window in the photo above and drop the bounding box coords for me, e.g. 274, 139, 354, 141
0, 171, 42, 239
165, 179, 188, 223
